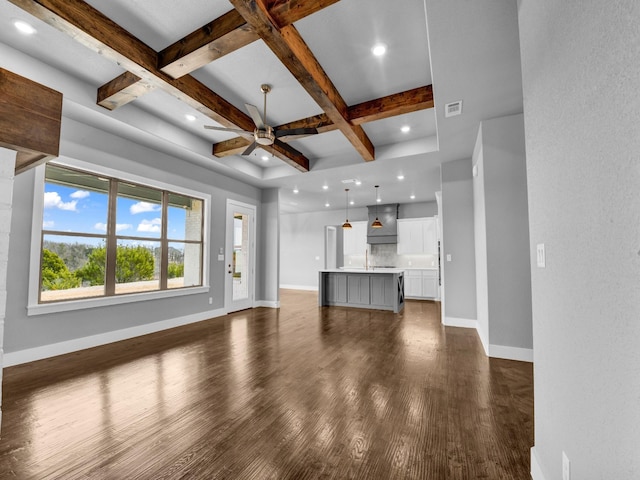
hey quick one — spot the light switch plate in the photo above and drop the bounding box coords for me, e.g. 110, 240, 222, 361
536, 243, 545, 268
446, 254, 452, 262
217, 254, 224, 261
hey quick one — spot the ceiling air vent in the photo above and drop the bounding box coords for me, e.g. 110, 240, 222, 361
444, 100, 463, 118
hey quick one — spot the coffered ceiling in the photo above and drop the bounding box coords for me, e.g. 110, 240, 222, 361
0, 0, 524, 214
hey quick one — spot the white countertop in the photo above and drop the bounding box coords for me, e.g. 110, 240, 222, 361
320, 268, 405, 274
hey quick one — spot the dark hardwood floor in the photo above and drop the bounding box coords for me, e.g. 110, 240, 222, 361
0, 290, 533, 479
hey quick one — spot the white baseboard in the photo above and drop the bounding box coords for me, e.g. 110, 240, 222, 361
3, 307, 226, 367
489, 344, 534, 363
443, 316, 478, 329
255, 300, 280, 308
530, 446, 546, 480
279, 284, 318, 291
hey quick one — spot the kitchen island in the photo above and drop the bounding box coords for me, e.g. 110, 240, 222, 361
318, 269, 404, 313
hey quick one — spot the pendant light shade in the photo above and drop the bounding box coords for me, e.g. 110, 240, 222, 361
342, 188, 352, 229
371, 185, 383, 228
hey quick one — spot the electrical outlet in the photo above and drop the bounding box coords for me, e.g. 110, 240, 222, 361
562, 451, 570, 480
536, 243, 546, 268
208, 297, 213, 305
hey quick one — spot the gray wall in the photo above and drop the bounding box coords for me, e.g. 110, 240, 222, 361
280, 208, 365, 289
440, 158, 477, 322
399, 201, 437, 219
473, 113, 532, 356
5, 118, 266, 355
519, 1, 640, 478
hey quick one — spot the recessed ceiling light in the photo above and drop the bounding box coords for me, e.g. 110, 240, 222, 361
261, 155, 269, 161
293, 188, 299, 194
325, 202, 330, 207
349, 200, 354, 205
184, 114, 196, 122
397, 175, 405, 180
322, 185, 329, 190
410, 194, 416, 200
355, 180, 362, 186
372, 43, 387, 57
401, 125, 410, 133
13, 20, 36, 35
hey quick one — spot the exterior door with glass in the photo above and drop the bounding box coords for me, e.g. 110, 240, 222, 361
225, 200, 255, 313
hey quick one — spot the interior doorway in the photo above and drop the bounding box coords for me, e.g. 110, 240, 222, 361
325, 226, 337, 269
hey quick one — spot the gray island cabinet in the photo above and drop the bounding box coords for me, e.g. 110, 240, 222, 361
318, 269, 405, 313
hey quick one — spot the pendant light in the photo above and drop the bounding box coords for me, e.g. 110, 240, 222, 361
371, 185, 383, 228
342, 188, 352, 229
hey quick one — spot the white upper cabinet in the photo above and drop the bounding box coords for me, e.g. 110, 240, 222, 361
343, 221, 368, 255
397, 217, 438, 254
423, 217, 438, 254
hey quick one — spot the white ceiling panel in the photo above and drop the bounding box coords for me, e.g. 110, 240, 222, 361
295, 0, 431, 104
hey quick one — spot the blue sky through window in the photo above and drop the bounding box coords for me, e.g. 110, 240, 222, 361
43, 183, 187, 246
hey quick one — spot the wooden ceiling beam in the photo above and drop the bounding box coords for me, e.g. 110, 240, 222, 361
229, 0, 375, 162
158, 10, 258, 79
212, 86, 433, 157
265, 0, 341, 27
97, 72, 154, 110
349, 85, 434, 125
9, 0, 310, 171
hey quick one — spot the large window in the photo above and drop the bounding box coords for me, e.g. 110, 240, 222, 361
39, 164, 204, 303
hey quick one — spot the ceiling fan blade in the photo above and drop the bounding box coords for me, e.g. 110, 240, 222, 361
241, 141, 258, 155
275, 127, 319, 141
204, 125, 253, 137
245, 103, 264, 129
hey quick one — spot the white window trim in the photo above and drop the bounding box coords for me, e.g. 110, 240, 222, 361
28, 158, 211, 316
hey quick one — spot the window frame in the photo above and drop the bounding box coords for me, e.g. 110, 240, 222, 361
28, 159, 210, 316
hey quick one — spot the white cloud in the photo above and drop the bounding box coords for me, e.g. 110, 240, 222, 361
70, 190, 90, 199
130, 202, 160, 215
43, 220, 55, 229
94, 223, 132, 232
43, 191, 77, 211
137, 218, 162, 233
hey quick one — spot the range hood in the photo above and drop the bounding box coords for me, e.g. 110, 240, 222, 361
367, 203, 398, 244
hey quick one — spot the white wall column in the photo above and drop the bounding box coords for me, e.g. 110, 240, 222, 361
0, 147, 17, 431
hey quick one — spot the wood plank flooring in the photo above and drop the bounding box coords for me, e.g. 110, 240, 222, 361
0, 290, 533, 479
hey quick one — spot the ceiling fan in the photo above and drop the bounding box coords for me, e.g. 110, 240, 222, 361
204, 84, 318, 155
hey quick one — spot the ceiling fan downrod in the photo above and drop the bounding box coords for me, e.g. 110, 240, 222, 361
256, 84, 275, 146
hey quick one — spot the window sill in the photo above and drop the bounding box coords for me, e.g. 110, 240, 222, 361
27, 285, 210, 316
